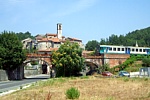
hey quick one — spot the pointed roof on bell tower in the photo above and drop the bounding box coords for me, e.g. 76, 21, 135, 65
135, 41, 138, 47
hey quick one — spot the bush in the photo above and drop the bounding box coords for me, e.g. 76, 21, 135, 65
65, 87, 80, 99
142, 57, 150, 67
123, 77, 129, 82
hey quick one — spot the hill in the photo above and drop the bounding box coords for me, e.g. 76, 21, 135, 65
100, 27, 150, 47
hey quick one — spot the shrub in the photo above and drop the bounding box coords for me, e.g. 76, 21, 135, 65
142, 57, 150, 67
123, 77, 129, 82
144, 77, 148, 81
65, 87, 80, 99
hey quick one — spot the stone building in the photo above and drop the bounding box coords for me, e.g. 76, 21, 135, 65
36, 23, 84, 54
22, 23, 84, 54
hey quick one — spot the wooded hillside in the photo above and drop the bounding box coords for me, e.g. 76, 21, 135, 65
100, 27, 150, 47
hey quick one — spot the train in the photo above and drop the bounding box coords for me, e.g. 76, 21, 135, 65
98, 45, 150, 55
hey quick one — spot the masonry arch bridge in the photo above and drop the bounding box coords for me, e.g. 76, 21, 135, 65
22, 54, 52, 77
83, 56, 103, 75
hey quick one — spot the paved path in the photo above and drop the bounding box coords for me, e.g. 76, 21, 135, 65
0, 74, 50, 94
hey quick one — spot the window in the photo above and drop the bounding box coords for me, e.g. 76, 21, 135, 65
139, 49, 142, 52
113, 48, 116, 51
118, 48, 120, 51
136, 49, 138, 52
132, 48, 134, 52
143, 49, 146, 52
122, 48, 124, 51
109, 47, 112, 51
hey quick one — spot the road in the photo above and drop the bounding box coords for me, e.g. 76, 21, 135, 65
0, 74, 50, 93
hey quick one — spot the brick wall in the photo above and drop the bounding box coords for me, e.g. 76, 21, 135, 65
104, 54, 130, 68
84, 54, 130, 68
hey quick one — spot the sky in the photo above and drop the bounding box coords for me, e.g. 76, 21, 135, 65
0, 0, 150, 44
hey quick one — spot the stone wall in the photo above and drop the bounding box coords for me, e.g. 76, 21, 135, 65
85, 56, 103, 67
0, 70, 8, 81
24, 69, 42, 77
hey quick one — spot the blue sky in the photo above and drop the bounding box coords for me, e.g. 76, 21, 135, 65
0, 0, 150, 44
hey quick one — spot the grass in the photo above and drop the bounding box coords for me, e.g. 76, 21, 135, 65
1, 76, 150, 100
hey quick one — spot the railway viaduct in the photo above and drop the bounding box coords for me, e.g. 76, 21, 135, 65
7, 53, 130, 80
25, 53, 130, 73
26, 53, 130, 67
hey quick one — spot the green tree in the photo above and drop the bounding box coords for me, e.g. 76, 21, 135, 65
0, 31, 26, 70
100, 38, 106, 45
16, 31, 34, 41
85, 40, 99, 51
142, 57, 150, 67
109, 34, 119, 45
52, 41, 84, 77
0, 46, 5, 69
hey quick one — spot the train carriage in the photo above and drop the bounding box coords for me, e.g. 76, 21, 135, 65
99, 45, 150, 55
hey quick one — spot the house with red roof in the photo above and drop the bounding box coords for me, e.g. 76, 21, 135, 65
35, 23, 84, 54
22, 23, 84, 54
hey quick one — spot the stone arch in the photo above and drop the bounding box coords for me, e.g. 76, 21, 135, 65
84, 61, 99, 75
85, 61, 99, 69
23, 58, 51, 77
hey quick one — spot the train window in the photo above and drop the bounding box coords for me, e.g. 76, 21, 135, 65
122, 48, 124, 51
139, 49, 142, 52
132, 48, 134, 51
118, 48, 120, 51
143, 49, 146, 52
113, 48, 116, 51
136, 49, 138, 52
109, 47, 112, 51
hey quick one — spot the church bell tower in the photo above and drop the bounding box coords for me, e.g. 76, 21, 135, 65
57, 23, 62, 39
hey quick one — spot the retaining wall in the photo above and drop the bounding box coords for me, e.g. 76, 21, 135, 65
0, 70, 8, 81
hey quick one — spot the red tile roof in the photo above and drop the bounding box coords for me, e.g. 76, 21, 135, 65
46, 33, 57, 36
37, 38, 48, 42
67, 37, 82, 42
51, 38, 60, 42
